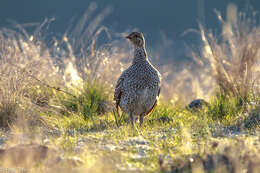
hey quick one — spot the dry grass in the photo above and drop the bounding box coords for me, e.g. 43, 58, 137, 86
194, 4, 260, 102
0, 22, 61, 128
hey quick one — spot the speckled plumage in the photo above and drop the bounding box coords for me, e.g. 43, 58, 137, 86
114, 32, 161, 126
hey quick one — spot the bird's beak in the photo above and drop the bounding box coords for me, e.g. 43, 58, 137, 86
126, 35, 131, 39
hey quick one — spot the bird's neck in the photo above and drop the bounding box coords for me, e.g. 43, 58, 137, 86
133, 46, 148, 63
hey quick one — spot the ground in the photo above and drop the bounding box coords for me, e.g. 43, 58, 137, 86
0, 103, 259, 173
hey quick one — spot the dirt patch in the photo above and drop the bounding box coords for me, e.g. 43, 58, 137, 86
0, 143, 59, 167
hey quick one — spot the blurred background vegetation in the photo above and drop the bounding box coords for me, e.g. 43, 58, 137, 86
1, 0, 259, 63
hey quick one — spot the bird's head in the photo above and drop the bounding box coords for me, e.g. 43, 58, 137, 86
126, 32, 145, 47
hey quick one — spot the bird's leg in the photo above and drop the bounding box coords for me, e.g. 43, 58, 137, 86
139, 113, 145, 127
129, 112, 135, 127
134, 117, 138, 123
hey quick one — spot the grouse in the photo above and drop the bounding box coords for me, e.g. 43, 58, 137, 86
114, 32, 161, 126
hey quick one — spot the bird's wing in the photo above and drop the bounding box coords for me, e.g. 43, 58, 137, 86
114, 73, 125, 116
145, 87, 160, 116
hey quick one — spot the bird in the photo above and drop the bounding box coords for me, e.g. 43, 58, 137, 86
114, 32, 161, 126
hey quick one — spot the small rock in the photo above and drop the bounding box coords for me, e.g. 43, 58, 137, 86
157, 116, 172, 123
187, 99, 208, 110
43, 138, 50, 145
130, 153, 146, 160
127, 136, 148, 145
58, 156, 84, 167
0, 137, 8, 146
104, 144, 117, 151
